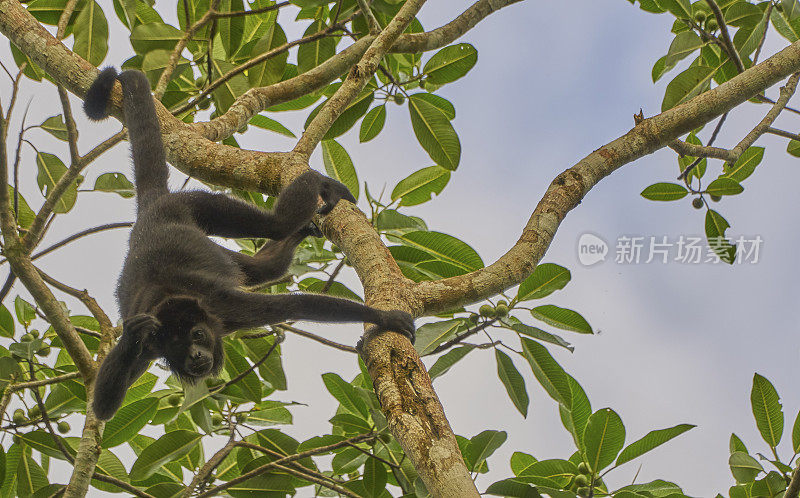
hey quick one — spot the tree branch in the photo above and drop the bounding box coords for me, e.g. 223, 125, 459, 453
414, 41, 800, 315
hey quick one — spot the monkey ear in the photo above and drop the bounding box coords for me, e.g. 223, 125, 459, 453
155, 296, 207, 325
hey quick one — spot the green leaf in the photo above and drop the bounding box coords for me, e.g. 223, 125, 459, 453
39, 115, 68, 141
408, 94, 461, 170
329, 413, 371, 434
297, 20, 335, 73
321, 139, 359, 201
520, 338, 571, 407
729, 451, 763, 483
102, 397, 158, 448
583, 408, 625, 472
363, 457, 388, 496
705, 209, 736, 264
209, 58, 250, 113
465, 430, 507, 472
665, 31, 704, 67
390, 165, 450, 207
428, 345, 475, 380
485, 479, 542, 498
249, 114, 295, 137
36, 152, 77, 213
130, 22, 183, 54
218, 0, 245, 57
17, 453, 48, 497
706, 178, 743, 196
733, 9, 769, 57
508, 322, 573, 351
495, 350, 529, 417
304, 91, 374, 140
331, 446, 368, 474
423, 43, 478, 85
392, 231, 483, 277
322, 373, 369, 418
0, 306, 13, 338
14, 296, 35, 326
248, 23, 288, 87
662, 65, 714, 111
560, 375, 591, 450
616, 424, 695, 466
360, 105, 386, 142
7, 186, 36, 230
414, 319, 466, 356
783, 0, 800, 20
517, 263, 571, 301
730, 433, 748, 454
791, 410, 800, 453
223, 347, 261, 403
94, 172, 135, 198
751, 373, 784, 448
410, 93, 456, 120
640, 182, 689, 201
658, 0, 692, 19
129, 430, 202, 481
723, 147, 763, 182
772, 7, 800, 42
510, 452, 537, 476
73, 1, 108, 66
530, 305, 592, 334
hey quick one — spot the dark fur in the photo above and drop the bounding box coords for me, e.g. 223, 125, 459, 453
86, 69, 415, 421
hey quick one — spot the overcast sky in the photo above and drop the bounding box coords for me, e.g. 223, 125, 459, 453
3, 1, 800, 496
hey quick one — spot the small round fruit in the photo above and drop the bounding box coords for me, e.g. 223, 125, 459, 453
197, 97, 211, 110
13, 409, 26, 424
705, 18, 718, 31
393, 94, 405, 105
20, 333, 33, 343
495, 304, 509, 317
577, 486, 590, 497
710, 194, 722, 202
205, 377, 225, 388
575, 474, 589, 487
692, 197, 704, 209
29, 329, 39, 339
168, 394, 183, 407
57, 421, 70, 434
419, 79, 427, 89
28, 405, 40, 419
577, 462, 591, 475
479, 304, 496, 318
235, 412, 249, 423
694, 11, 707, 23
211, 413, 224, 425
467, 313, 480, 325
497, 300, 508, 307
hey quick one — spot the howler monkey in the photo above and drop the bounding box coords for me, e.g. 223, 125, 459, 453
84, 69, 415, 420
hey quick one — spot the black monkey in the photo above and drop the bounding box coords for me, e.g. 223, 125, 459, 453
84, 68, 415, 420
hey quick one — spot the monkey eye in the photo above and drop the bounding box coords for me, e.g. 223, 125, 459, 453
191, 328, 205, 341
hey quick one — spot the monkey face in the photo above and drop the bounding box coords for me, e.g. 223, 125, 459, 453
154, 296, 224, 382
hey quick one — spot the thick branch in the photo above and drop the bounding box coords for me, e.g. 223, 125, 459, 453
294, 0, 426, 156
413, 40, 800, 315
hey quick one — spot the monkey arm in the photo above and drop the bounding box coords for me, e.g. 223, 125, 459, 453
211, 291, 415, 342
92, 315, 158, 420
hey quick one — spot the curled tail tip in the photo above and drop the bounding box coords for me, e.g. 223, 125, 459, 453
83, 67, 118, 121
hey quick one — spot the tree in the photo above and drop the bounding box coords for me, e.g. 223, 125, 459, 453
0, 0, 798, 496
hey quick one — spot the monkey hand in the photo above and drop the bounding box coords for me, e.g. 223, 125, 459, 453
317, 176, 357, 215
376, 310, 415, 344
121, 314, 161, 356
298, 221, 323, 238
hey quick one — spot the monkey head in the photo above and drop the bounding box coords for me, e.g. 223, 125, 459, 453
153, 296, 224, 382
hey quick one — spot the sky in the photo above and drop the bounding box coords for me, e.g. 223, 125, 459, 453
3, 0, 800, 496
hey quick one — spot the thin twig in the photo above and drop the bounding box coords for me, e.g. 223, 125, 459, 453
321, 258, 346, 292
198, 433, 376, 497
428, 318, 498, 355
275, 323, 357, 353
706, 0, 745, 72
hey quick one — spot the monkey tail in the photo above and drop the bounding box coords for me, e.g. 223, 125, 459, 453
83, 68, 169, 210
